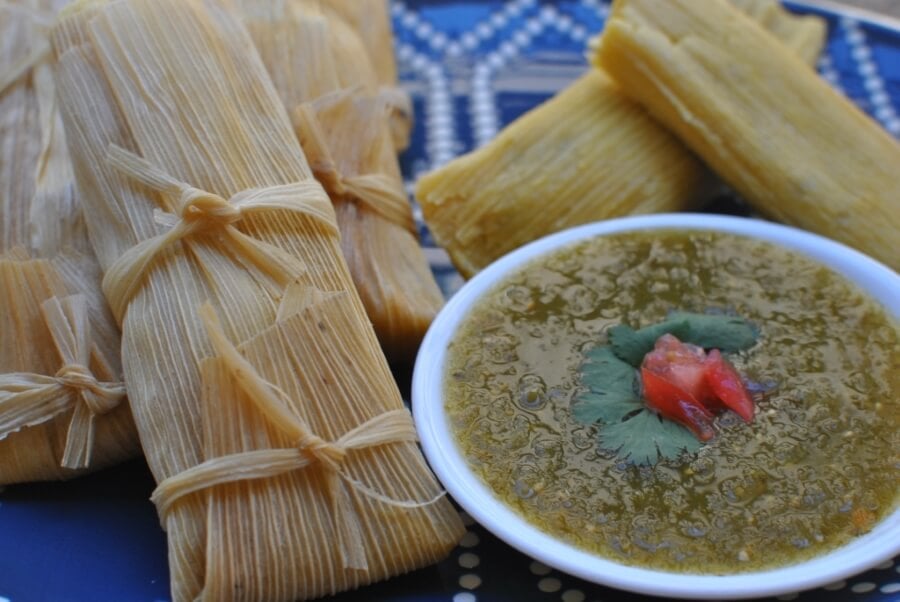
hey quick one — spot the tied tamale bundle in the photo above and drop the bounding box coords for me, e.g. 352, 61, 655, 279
52, 1, 463, 601
238, 0, 444, 361
596, 0, 900, 272
324, 0, 413, 151
0, 0, 137, 483
415, 0, 826, 278
0, 251, 135, 482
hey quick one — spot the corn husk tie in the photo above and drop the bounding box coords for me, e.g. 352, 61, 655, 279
101, 144, 338, 323
0, 294, 125, 469
294, 100, 416, 235
151, 303, 447, 571
377, 84, 413, 141
377, 85, 412, 121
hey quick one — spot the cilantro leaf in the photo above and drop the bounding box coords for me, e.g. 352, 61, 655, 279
598, 410, 701, 466
651, 413, 704, 459
572, 346, 642, 424
609, 312, 757, 366
669, 312, 757, 352
582, 346, 638, 396
572, 392, 642, 424
574, 311, 758, 466
573, 345, 700, 465
608, 320, 690, 366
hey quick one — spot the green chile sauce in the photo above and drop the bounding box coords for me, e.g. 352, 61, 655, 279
444, 231, 899, 573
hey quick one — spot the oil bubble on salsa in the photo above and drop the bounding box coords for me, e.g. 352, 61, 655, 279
444, 230, 899, 574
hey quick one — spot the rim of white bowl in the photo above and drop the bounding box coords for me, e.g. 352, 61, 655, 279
412, 213, 900, 600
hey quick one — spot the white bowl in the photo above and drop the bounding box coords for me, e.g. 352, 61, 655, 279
412, 214, 900, 600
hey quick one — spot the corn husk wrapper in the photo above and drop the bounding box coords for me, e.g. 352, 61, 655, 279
0, 0, 137, 483
597, 0, 900, 272
729, 0, 827, 65
415, 0, 826, 278
323, 0, 412, 150
52, 1, 462, 601
238, 0, 444, 361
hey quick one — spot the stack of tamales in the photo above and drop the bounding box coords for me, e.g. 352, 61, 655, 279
415, 0, 826, 278
238, 0, 443, 361
0, 0, 137, 483
596, 0, 900, 271
52, 1, 463, 601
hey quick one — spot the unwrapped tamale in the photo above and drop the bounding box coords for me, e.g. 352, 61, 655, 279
324, 0, 413, 150
729, 0, 827, 65
238, 0, 444, 361
597, 0, 900, 271
417, 70, 712, 279
415, 0, 826, 278
52, 1, 462, 601
0, 0, 137, 483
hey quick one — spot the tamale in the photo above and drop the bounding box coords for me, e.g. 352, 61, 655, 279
52, 2, 462, 601
324, 0, 413, 150
729, 0, 827, 65
415, 0, 826, 279
0, 0, 137, 483
417, 70, 711, 279
239, 0, 444, 361
597, 0, 900, 272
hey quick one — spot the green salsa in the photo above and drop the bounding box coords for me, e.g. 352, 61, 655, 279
444, 230, 899, 573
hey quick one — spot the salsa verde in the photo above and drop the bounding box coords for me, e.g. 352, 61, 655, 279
445, 230, 899, 573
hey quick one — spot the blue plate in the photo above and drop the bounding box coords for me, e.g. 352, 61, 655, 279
2, 1, 899, 601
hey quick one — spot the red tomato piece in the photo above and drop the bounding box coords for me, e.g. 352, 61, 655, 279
704, 349, 755, 422
641, 334, 720, 409
640, 367, 716, 442
640, 333, 757, 440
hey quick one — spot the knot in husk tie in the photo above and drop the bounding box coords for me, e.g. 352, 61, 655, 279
296, 431, 347, 472
53, 363, 121, 416
0, 295, 126, 469
101, 144, 338, 324
173, 188, 242, 227
151, 303, 445, 572
377, 85, 413, 123
294, 99, 417, 235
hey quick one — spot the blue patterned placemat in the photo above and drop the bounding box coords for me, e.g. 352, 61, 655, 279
0, 2, 897, 601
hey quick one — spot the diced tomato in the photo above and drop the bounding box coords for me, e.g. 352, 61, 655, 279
640, 367, 716, 441
641, 334, 719, 409
704, 349, 755, 422
640, 334, 756, 441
